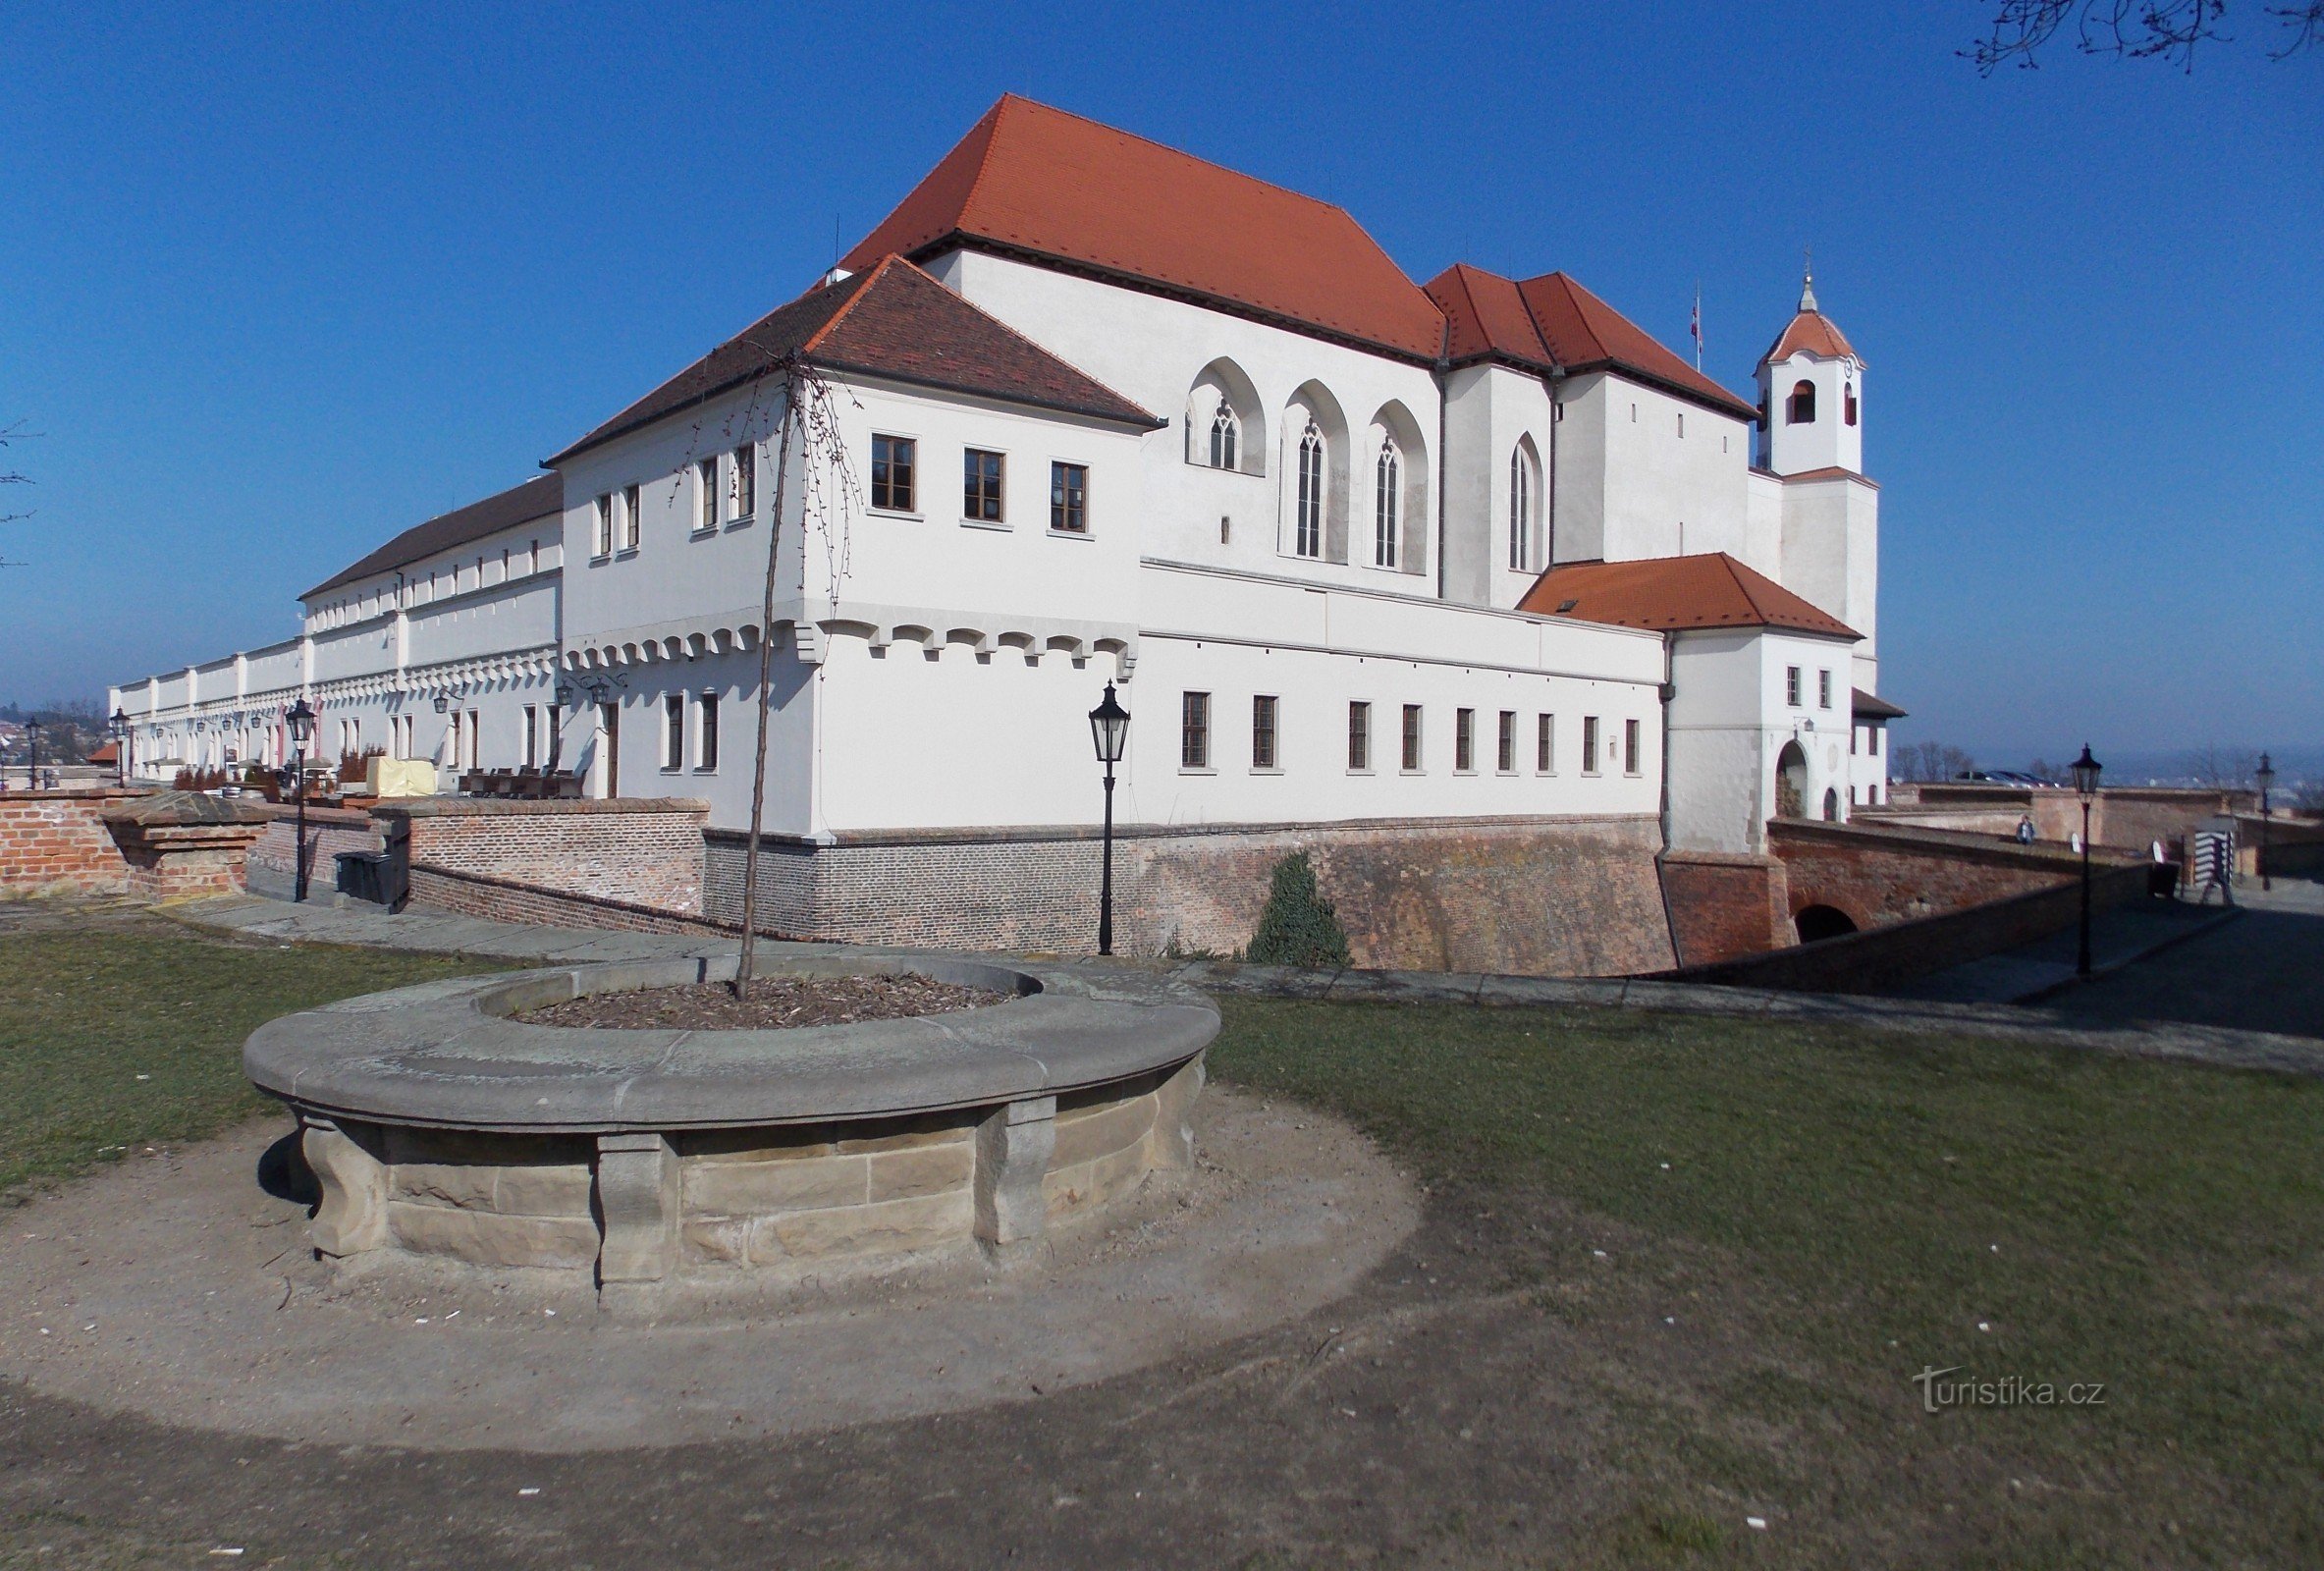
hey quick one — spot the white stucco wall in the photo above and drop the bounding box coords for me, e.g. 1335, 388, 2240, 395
1666, 626, 1860, 853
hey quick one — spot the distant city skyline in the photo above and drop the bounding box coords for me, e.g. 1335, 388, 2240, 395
1, 3, 2315, 757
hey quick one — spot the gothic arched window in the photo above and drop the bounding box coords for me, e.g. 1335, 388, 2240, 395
1209, 399, 1239, 469
1374, 440, 1400, 568
1295, 421, 1324, 559
1508, 446, 1533, 570
1844, 380, 1859, 427
1788, 380, 1816, 424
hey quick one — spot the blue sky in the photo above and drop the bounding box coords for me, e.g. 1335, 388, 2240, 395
1, 2, 2315, 764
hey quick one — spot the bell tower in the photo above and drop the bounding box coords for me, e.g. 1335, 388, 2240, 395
1757, 267, 1864, 476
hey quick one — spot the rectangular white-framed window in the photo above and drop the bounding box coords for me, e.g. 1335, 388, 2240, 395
1051, 461, 1089, 534
730, 445, 754, 523
1347, 701, 1371, 773
593, 494, 614, 559
696, 691, 719, 772
464, 710, 480, 772
963, 448, 1005, 524
1625, 718, 1643, 776
621, 484, 641, 552
1454, 708, 1476, 773
662, 692, 684, 771
1251, 695, 1278, 772
1582, 716, 1601, 776
696, 458, 719, 534
523, 705, 539, 768
1536, 713, 1555, 775
1785, 667, 1802, 707
1401, 704, 1423, 773
1180, 691, 1211, 771
1818, 670, 1833, 709
871, 434, 917, 514
1497, 711, 1517, 774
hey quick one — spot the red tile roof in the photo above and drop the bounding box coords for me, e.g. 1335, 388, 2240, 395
1852, 688, 1907, 719
1761, 308, 1859, 366
842, 94, 1447, 360
1427, 263, 1759, 420
549, 255, 1160, 464
304, 473, 563, 601
1518, 553, 1860, 639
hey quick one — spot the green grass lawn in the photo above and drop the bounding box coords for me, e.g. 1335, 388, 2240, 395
0, 914, 494, 1201
1211, 998, 2324, 1567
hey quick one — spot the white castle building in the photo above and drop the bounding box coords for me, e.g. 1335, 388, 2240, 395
114, 96, 1895, 961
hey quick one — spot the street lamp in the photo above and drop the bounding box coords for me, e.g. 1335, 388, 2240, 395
1087, 682, 1130, 956
287, 697, 316, 902
2070, 743, 2102, 977
2255, 751, 2276, 894
24, 720, 39, 790
109, 708, 130, 787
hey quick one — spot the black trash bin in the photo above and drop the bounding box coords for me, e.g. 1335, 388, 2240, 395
334, 850, 392, 905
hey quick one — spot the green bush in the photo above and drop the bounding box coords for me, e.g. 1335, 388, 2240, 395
1245, 850, 1352, 968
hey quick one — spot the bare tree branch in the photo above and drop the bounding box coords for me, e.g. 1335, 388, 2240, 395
1964, 0, 2320, 72
0, 419, 34, 531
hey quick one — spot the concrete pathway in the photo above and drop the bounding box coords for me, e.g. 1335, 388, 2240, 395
2034, 874, 2324, 1040
1884, 897, 2237, 1006
163, 890, 2324, 1081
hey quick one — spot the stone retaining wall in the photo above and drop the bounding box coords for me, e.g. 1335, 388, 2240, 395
1768, 818, 2112, 932
405, 864, 734, 938
378, 797, 709, 915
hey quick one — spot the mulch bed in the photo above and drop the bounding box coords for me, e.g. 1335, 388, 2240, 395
516, 973, 1008, 1031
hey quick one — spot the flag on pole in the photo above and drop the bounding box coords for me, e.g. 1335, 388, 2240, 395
1690, 284, 1702, 370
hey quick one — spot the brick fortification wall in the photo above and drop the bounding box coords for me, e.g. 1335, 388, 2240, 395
1658, 851, 1790, 966
1768, 819, 2097, 931
382, 798, 709, 915
705, 815, 1675, 976
0, 790, 133, 894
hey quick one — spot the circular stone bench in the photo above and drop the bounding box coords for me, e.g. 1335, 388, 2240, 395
243, 953, 1218, 1291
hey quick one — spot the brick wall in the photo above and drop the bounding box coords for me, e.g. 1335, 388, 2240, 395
380, 797, 709, 915
405, 864, 733, 937
0, 790, 132, 895
1663, 861, 2154, 995
1768, 819, 2108, 931
704, 815, 1675, 976
1658, 851, 1790, 965
247, 806, 383, 898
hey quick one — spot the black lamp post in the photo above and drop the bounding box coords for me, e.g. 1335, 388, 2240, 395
1087, 682, 1130, 956
287, 697, 316, 902
25, 720, 39, 789
2070, 743, 2102, 977
109, 708, 130, 787
2255, 752, 2276, 894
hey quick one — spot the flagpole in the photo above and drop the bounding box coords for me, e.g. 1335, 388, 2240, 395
1692, 282, 1702, 371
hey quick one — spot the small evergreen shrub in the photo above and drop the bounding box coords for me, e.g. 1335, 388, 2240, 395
1245, 850, 1352, 969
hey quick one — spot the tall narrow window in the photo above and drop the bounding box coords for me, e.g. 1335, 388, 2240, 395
1295, 421, 1324, 558
663, 692, 684, 771
1818, 670, 1833, 709
1252, 695, 1278, 770
622, 483, 641, 551
1209, 400, 1238, 469
1454, 708, 1475, 772
1788, 380, 1816, 424
1625, 718, 1642, 775
1373, 440, 1399, 568
697, 691, 719, 771
696, 458, 719, 532
1051, 462, 1089, 533
1508, 448, 1532, 570
464, 710, 480, 771
523, 705, 539, 768
1497, 711, 1516, 773
871, 435, 916, 512
1401, 704, 1423, 771
594, 494, 614, 558
1348, 702, 1371, 771
730, 445, 754, 520
1181, 691, 1211, 770
1537, 713, 1555, 774
1583, 716, 1600, 774
1786, 667, 1803, 707
1844, 381, 1859, 426
964, 449, 1005, 522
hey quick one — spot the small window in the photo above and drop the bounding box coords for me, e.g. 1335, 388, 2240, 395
1252, 695, 1278, 770
1454, 708, 1475, 772
696, 459, 718, 533
1788, 380, 1816, 424
1625, 718, 1642, 775
1786, 667, 1803, 707
1677, 412, 1686, 438
523, 705, 539, 768
1348, 701, 1371, 771
871, 435, 916, 513
1497, 711, 1516, 773
1295, 422, 1324, 558
465, 710, 480, 771
697, 691, 719, 771
1209, 400, 1238, 470
730, 445, 754, 520
1818, 670, 1833, 709
964, 449, 1004, 523
1844, 381, 1859, 427
663, 692, 684, 771
1583, 716, 1600, 775
1537, 713, 1555, 774
622, 483, 641, 552
594, 494, 614, 558
1051, 461, 1089, 534
1401, 704, 1423, 772
1374, 440, 1399, 569
1181, 691, 1211, 770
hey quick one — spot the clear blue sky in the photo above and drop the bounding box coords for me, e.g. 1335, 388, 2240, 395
2, 2, 2315, 764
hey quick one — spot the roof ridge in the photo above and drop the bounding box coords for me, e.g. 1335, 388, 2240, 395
955, 96, 1015, 230
797, 253, 902, 356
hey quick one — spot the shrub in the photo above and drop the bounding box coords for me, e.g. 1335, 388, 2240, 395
1245, 850, 1352, 969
